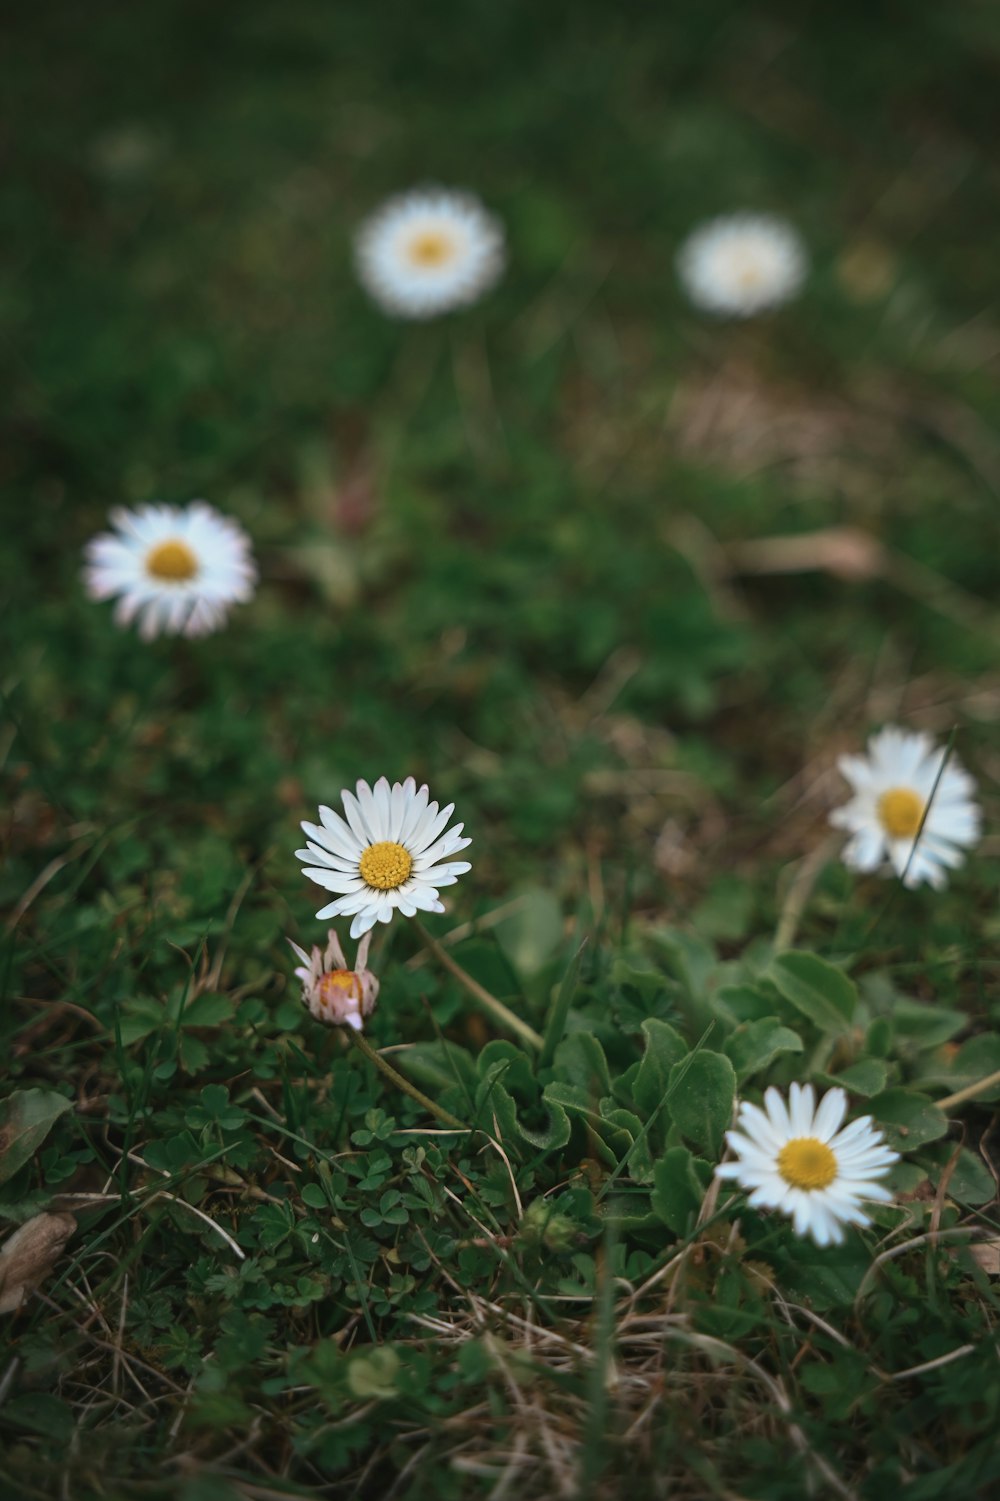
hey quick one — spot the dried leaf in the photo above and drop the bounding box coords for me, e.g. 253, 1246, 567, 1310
727, 528, 886, 582
966, 1240, 1000, 1276
0, 1089, 74, 1185
0, 1212, 76, 1314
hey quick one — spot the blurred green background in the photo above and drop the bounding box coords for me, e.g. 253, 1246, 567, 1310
3, 2, 1000, 1496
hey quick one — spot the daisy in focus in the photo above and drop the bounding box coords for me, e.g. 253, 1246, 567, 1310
296, 776, 472, 939
289, 929, 379, 1031
84, 501, 256, 639
830, 726, 980, 889
716, 1083, 898, 1247
677, 213, 807, 317
354, 187, 505, 319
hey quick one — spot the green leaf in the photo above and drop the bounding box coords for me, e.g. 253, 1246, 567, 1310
920, 1143, 996, 1206
394, 1042, 478, 1095
540, 938, 586, 1069
143, 1131, 202, 1174
949, 1036, 1000, 1103
692, 878, 753, 942
865, 1017, 893, 1058
179, 1033, 209, 1074
780, 1240, 874, 1309
0, 1089, 73, 1185
724, 1017, 803, 1082
883, 996, 966, 1049
869, 1089, 948, 1151
517, 1096, 572, 1153
493, 887, 563, 977
651, 928, 718, 1000
185, 1084, 247, 1131
714, 985, 778, 1025
600, 1103, 655, 1183
633, 1019, 687, 1116
767, 951, 857, 1033
346, 1347, 400, 1400
476, 1056, 571, 1153
819, 1059, 889, 1097
542, 1083, 624, 1167
553, 1033, 612, 1097
667, 1051, 736, 1157
116, 997, 164, 1046
651, 1146, 712, 1235
0, 1393, 75, 1442
611, 956, 668, 1006
449, 940, 521, 1004
178, 992, 236, 1028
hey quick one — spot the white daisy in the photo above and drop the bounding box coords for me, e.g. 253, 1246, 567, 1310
84, 501, 256, 640
296, 776, 472, 939
354, 187, 505, 320
677, 213, 807, 318
288, 929, 379, 1031
830, 726, 980, 890
716, 1083, 898, 1247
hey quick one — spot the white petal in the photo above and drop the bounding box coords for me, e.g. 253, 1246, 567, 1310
299, 868, 366, 894
789, 1082, 816, 1137
316, 896, 352, 920
762, 1087, 793, 1140
813, 1089, 848, 1143
350, 910, 378, 939
399, 783, 431, 844
325, 931, 348, 970
338, 787, 373, 846
388, 780, 408, 841
356, 779, 388, 841
296, 838, 359, 872
791, 1192, 814, 1239
410, 801, 456, 854
317, 806, 363, 859
413, 833, 472, 869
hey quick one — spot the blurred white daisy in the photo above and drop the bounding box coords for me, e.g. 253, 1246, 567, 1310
830, 726, 980, 889
677, 213, 807, 317
296, 776, 472, 939
288, 929, 379, 1031
716, 1083, 898, 1247
84, 501, 256, 640
355, 187, 504, 319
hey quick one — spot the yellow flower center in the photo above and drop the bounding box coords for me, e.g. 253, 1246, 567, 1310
358, 840, 413, 891
777, 1137, 838, 1191
407, 229, 454, 267
736, 260, 763, 288
145, 538, 198, 582
877, 786, 924, 840
318, 970, 360, 1005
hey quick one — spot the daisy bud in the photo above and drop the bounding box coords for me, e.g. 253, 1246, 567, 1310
288, 930, 380, 1031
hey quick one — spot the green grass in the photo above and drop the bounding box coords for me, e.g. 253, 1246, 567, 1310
3, 2, 1000, 1497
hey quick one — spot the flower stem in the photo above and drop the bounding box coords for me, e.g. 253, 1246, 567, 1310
346, 1027, 469, 1131
412, 920, 544, 1051
935, 1068, 1000, 1113
773, 834, 840, 952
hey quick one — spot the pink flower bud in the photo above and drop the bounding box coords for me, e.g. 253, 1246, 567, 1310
287, 930, 380, 1031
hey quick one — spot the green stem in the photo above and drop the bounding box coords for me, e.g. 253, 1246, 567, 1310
412, 919, 544, 1051
774, 834, 839, 952
936, 1067, 1000, 1113
347, 1027, 469, 1131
